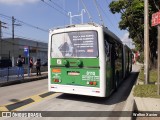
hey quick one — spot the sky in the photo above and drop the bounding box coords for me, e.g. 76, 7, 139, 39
0, 0, 134, 48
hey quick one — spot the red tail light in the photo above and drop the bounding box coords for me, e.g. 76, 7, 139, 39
54, 79, 59, 82
89, 81, 93, 85
89, 81, 97, 86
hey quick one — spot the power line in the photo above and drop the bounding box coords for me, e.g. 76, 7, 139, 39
80, 0, 93, 22
0, 13, 11, 21
41, 0, 67, 16
15, 19, 48, 32
3, 31, 46, 43
41, 0, 79, 22
0, 13, 48, 32
48, 0, 68, 13
96, 0, 120, 34
93, 0, 104, 25
49, 0, 84, 23
105, 0, 120, 22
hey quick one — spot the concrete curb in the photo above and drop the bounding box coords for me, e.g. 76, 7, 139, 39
120, 65, 142, 120
0, 75, 48, 87
119, 85, 137, 120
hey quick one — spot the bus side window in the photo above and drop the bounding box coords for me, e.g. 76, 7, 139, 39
105, 40, 110, 63
105, 41, 110, 57
115, 44, 119, 60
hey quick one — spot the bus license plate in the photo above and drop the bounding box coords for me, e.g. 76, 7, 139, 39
68, 72, 80, 76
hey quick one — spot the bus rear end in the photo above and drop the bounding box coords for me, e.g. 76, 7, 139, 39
48, 25, 106, 97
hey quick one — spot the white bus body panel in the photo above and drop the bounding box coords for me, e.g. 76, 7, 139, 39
48, 24, 106, 97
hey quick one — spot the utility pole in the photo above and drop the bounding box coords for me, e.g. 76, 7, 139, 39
12, 16, 15, 66
0, 21, 7, 38
12, 16, 21, 44
12, 16, 21, 66
12, 16, 15, 40
0, 21, 7, 60
158, 25, 160, 95
0, 21, 1, 39
144, 0, 149, 84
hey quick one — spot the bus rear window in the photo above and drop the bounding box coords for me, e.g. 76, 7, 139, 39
51, 31, 98, 58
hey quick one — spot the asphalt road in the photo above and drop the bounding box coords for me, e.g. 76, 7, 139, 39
0, 79, 48, 106
0, 65, 140, 120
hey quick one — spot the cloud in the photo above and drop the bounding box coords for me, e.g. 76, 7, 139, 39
0, 0, 39, 5
121, 32, 135, 49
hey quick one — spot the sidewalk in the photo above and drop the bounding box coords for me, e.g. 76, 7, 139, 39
122, 64, 160, 120
133, 63, 160, 112
134, 97, 160, 111
0, 71, 48, 87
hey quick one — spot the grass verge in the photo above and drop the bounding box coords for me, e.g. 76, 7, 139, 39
138, 68, 157, 83
133, 85, 160, 98
134, 68, 160, 98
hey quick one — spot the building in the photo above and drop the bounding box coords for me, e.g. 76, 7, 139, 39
0, 38, 48, 66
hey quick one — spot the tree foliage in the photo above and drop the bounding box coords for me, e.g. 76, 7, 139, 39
109, 0, 159, 64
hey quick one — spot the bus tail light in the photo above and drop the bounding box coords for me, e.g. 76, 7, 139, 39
53, 79, 60, 83
89, 81, 93, 85
93, 82, 97, 85
89, 81, 97, 86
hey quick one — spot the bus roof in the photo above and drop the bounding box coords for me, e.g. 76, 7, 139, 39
49, 22, 100, 31
103, 26, 122, 44
49, 22, 122, 44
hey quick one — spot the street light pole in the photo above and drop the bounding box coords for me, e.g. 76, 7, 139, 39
144, 0, 149, 84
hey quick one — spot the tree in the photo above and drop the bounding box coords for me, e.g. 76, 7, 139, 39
109, 0, 158, 65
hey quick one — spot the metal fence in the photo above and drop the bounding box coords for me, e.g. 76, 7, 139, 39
0, 66, 47, 84
0, 67, 26, 83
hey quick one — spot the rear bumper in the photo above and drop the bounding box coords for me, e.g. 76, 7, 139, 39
49, 84, 105, 97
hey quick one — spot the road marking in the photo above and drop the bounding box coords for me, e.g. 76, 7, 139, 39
39, 92, 55, 98
0, 91, 58, 111
6, 98, 34, 111
14, 92, 60, 111
0, 106, 8, 111
31, 95, 43, 102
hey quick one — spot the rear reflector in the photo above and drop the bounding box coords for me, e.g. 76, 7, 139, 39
52, 69, 61, 73
89, 81, 97, 86
53, 79, 60, 82
93, 81, 97, 85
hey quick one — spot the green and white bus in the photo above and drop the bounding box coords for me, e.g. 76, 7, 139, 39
48, 23, 132, 97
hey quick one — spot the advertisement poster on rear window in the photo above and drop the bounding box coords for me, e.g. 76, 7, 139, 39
51, 31, 98, 58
